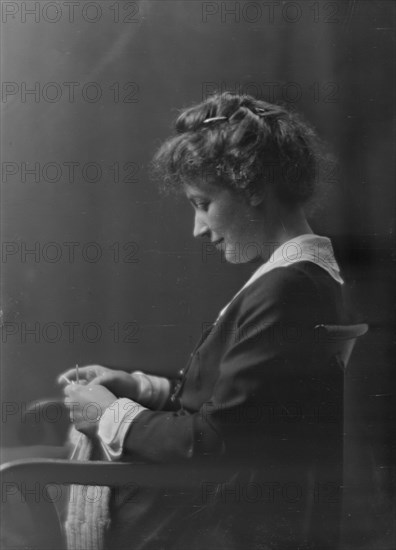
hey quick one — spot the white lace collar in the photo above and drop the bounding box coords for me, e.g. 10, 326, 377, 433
217, 234, 343, 320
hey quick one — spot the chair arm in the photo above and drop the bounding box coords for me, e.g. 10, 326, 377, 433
0, 458, 238, 488
314, 323, 369, 340
0, 457, 241, 550
313, 323, 369, 370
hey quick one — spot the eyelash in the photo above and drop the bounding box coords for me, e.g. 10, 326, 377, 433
195, 201, 209, 211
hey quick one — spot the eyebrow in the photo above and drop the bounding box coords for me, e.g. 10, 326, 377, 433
186, 193, 208, 203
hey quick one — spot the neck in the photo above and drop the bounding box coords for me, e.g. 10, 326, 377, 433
275, 205, 313, 242
255, 202, 314, 262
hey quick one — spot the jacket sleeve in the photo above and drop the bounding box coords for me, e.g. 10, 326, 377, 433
122, 267, 323, 463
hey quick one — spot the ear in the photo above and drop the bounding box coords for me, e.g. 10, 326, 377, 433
248, 189, 266, 207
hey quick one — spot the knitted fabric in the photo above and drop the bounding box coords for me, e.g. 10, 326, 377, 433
64, 426, 111, 550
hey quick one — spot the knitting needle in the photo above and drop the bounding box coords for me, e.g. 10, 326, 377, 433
100, 441, 112, 461
69, 363, 82, 459
69, 433, 112, 461
60, 374, 73, 385
69, 433, 83, 460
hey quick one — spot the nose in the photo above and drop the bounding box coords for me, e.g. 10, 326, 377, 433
193, 211, 209, 238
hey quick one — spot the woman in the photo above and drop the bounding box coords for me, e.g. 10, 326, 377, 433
60, 92, 351, 550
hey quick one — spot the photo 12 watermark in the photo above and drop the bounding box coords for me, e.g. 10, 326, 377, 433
2, 241, 140, 264
1, 320, 140, 344
199, 399, 342, 426
2, 161, 141, 184
200, 238, 338, 264
2, 480, 141, 505
1, 1, 142, 24
194, 160, 341, 193
201, 479, 341, 505
201, 1, 354, 25
202, 80, 340, 104
1, 81, 140, 104
2, 398, 147, 427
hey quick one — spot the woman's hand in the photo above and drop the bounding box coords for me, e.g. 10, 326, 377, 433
87, 370, 141, 402
64, 383, 117, 437
57, 364, 113, 385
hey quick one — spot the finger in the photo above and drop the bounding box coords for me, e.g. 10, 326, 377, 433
57, 365, 95, 384
57, 371, 75, 384
64, 396, 76, 408
58, 374, 73, 385
64, 400, 76, 422
57, 368, 80, 384
62, 378, 88, 388
88, 373, 111, 386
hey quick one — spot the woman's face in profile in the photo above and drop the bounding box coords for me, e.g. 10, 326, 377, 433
184, 181, 265, 264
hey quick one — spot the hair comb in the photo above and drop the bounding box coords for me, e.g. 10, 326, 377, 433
254, 107, 279, 117
202, 116, 228, 124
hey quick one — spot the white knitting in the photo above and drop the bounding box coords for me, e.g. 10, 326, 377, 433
64, 426, 111, 550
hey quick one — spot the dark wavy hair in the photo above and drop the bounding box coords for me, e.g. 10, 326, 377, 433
151, 92, 328, 206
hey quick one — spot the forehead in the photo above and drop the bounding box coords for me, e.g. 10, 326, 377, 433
183, 181, 221, 200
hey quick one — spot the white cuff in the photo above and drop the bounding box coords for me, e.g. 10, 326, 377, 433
97, 398, 147, 459
132, 371, 171, 409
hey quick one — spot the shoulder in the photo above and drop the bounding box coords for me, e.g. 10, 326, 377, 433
232, 262, 343, 326
245, 261, 339, 301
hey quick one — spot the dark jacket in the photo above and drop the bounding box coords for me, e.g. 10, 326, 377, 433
106, 262, 350, 550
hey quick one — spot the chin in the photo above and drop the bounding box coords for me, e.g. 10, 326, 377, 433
223, 254, 241, 265
223, 245, 256, 265
222, 245, 262, 264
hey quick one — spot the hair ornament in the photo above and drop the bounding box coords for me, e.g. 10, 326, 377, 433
202, 116, 228, 124
254, 107, 278, 117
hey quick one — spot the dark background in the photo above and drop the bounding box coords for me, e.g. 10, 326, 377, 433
1, 1, 394, 548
